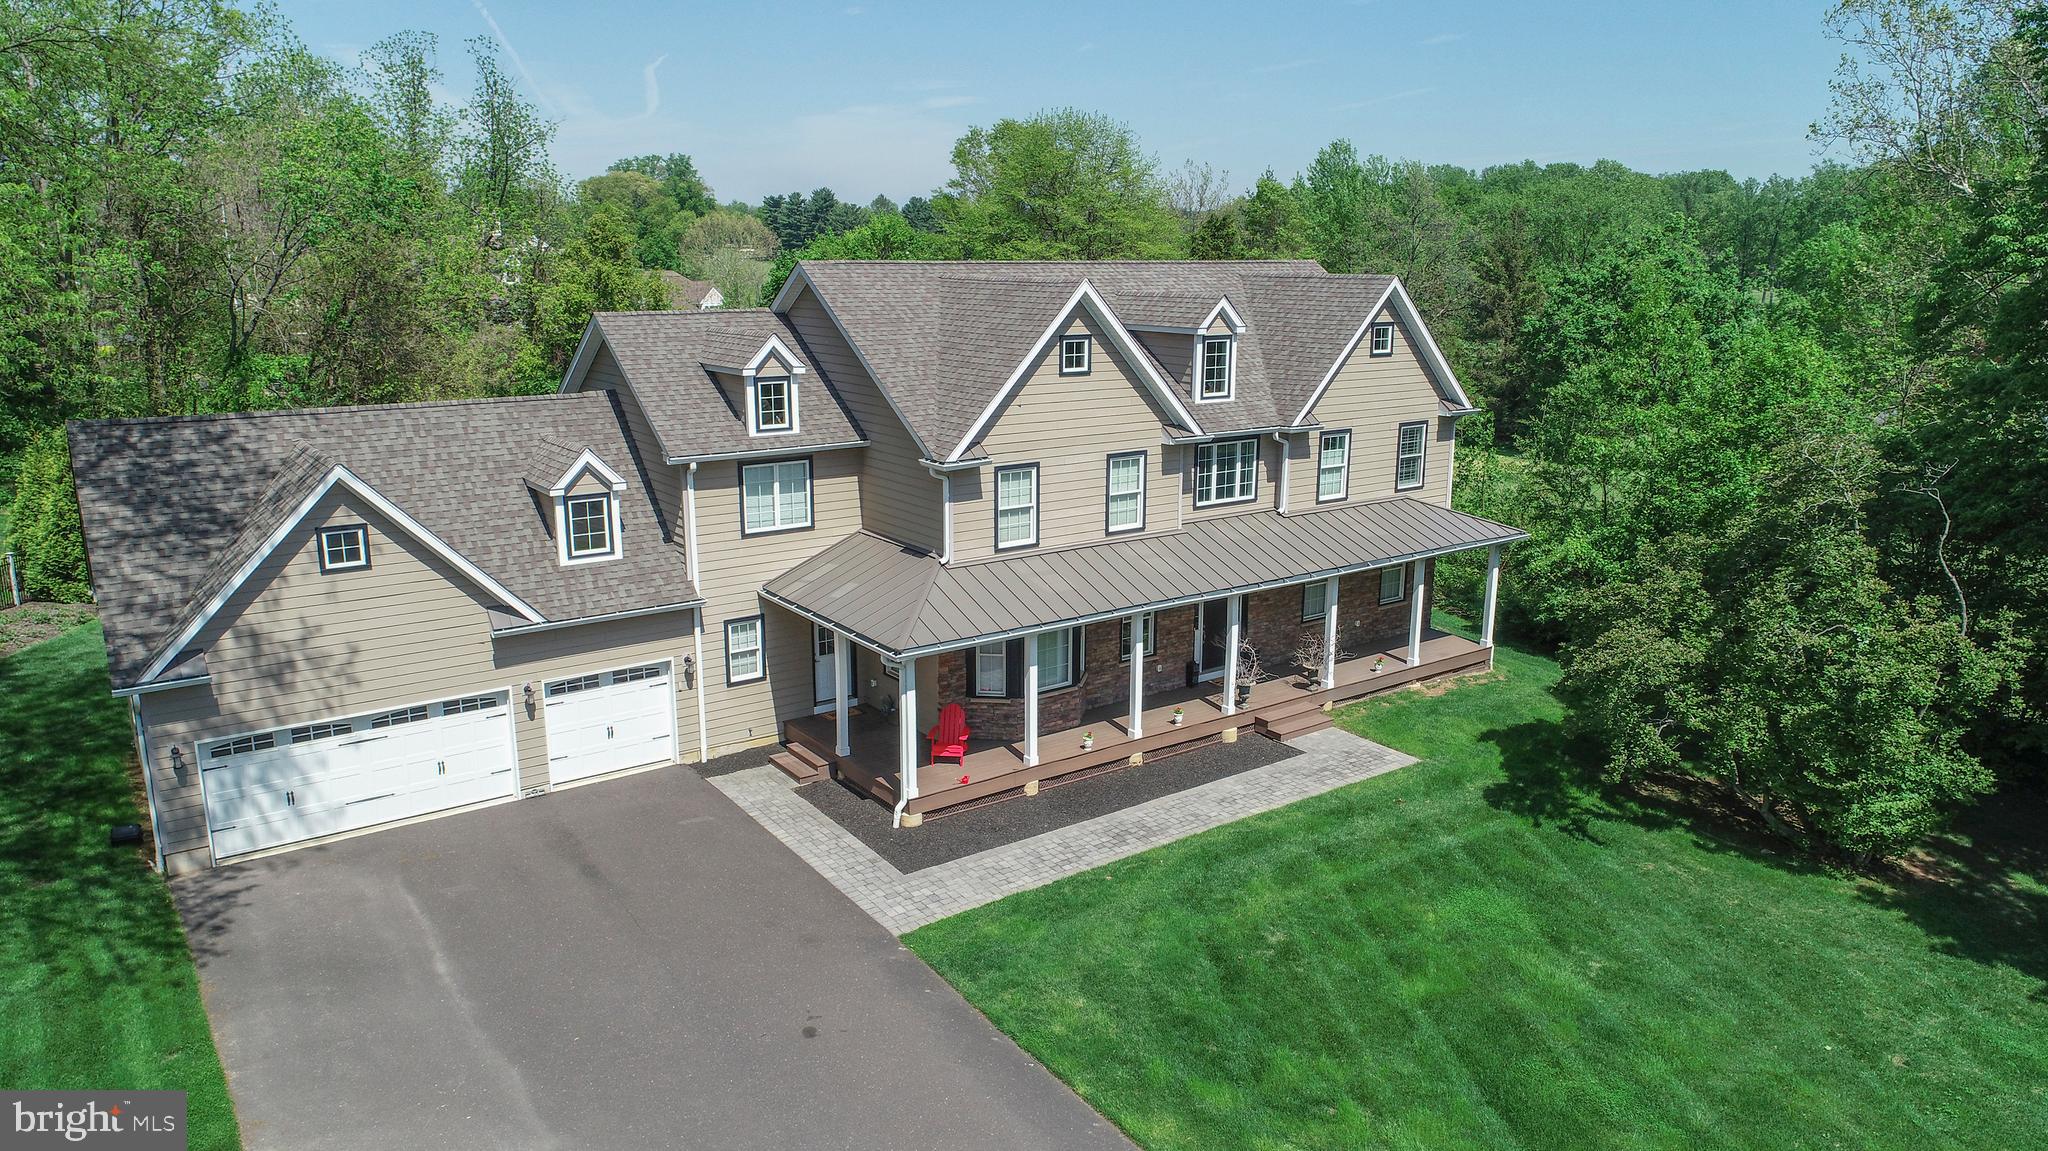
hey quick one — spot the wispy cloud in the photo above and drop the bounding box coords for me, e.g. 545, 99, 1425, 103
1249, 58, 1319, 76
1419, 32, 1465, 46
1334, 86, 1435, 112
844, 5, 865, 14
470, 0, 559, 115
640, 55, 667, 119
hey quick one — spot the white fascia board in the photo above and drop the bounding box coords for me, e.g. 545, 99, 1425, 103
1200, 296, 1246, 333
550, 447, 628, 496
947, 279, 1205, 462
1292, 278, 1469, 426
743, 333, 806, 374
771, 268, 938, 461
138, 466, 546, 684
559, 318, 605, 395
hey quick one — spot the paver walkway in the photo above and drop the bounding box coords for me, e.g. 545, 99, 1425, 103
711, 726, 1416, 935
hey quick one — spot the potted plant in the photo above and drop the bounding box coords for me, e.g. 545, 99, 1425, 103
1170, 706, 1185, 726
1294, 634, 1328, 689
1080, 731, 1095, 750
1233, 638, 1264, 708
1372, 655, 1386, 674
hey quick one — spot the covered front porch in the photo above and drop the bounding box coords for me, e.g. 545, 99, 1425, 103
784, 626, 1491, 819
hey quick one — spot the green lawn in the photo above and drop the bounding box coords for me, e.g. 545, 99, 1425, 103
907, 624, 2048, 1150
0, 624, 239, 1149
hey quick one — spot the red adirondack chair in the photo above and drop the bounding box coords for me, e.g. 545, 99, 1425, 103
926, 702, 971, 765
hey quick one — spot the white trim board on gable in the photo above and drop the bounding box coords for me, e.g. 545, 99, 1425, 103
138, 466, 546, 686
947, 279, 1204, 463
1291, 278, 1472, 426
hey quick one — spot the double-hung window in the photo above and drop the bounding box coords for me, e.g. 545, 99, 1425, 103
1194, 437, 1258, 507
1060, 335, 1091, 374
1199, 336, 1233, 400
1119, 613, 1155, 661
1037, 628, 1077, 690
1370, 322, 1395, 356
973, 642, 1007, 697
1106, 452, 1145, 533
995, 464, 1038, 549
1379, 566, 1406, 604
318, 525, 369, 572
725, 617, 764, 683
741, 459, 812, 534
565, 494, 615, 559
1302, 581, 1329, 621
1317, 431, 1350, 502
1395, 422, 1427, 491
753, 376, 792, 432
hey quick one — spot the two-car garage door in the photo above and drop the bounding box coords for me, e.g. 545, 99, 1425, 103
201, 692, 517, 860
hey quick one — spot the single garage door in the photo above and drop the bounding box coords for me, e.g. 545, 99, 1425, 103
201, 692, 516, 860
542, 662, 675, 786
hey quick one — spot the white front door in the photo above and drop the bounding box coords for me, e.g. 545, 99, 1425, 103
201, 692, 516, 860
542, 662, 676, 786
813, 626, 837, 711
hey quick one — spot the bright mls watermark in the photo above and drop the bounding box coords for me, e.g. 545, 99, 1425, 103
2, 1092, 185, 1148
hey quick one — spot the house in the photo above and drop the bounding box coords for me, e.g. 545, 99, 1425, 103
70, 260, 1525, 873
659, 270, 724, 310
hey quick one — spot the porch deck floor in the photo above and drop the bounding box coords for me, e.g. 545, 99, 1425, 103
787, 630, 1487, 817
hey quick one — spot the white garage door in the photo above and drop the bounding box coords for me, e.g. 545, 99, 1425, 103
542, 662, 676, 786
201, 692, 516, 860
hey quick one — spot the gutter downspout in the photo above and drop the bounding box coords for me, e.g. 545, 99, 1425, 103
922, 462, 954, 563
128, 697, 165, 872
1272, 430, 1292, 514
686, 462, 710, 763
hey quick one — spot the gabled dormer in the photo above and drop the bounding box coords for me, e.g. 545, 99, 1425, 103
528, 441, 628, 567
704, 333, 809, 438
1193, 297, 1245, 404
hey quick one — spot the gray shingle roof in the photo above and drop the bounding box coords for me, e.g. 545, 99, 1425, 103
587, 310, 865, 460
785, 260, 1440, 458
762, 497, 1525, 656
69, 391, 697, 690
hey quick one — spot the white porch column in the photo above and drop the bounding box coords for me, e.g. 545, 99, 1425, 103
1023, 632, 1041, 767
1321, 576, 1340, 687
1222, 594, 1243, 716
897, 658, 919, 802
1407, 558, 1428, 664
1481, 545, 1502, 649
832, 629, 852, 756
1127, 612, 1146, 739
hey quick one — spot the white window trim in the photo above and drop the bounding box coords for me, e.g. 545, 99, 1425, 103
725, 616, 765, 685
740, 458, 814, 535
972, 641, 1007, 698
1379, 565, 1407, 604
558, 491, 622, 565
1106, 451, 1146, 534
751, 374, 794, 433
1302, 581, 1329, 621
1371, 322, 1395, 356
1059, 334, 1091, 375
317, 525, 369, 572
1316, 430, 1350, 503
1196, 334, 1235, 402
1119, 612, 1156, 662
1037, 627, 1078, 691
1193, 437, 1259, 508
1395, 421, 1428, 492
994, 463, 1039, 550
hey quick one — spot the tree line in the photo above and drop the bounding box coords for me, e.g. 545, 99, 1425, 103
3, 0, 2041, 861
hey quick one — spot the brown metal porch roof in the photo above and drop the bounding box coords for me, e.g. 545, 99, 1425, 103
762, 497, 1525, 658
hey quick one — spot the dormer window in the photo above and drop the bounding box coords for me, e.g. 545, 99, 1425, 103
753, 375, 792, 432
1060, 335, 1091, 374
1199, 336, 1234, 401
565, 493, 615, 559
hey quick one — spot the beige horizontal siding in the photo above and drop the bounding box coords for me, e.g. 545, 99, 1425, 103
951, 313, 1179, 561
692, 450, 862, 753
1288, 306, 1455, 509
784, 287, 943, 550
1181, 433, 1284, 522
138, 492, 704, 865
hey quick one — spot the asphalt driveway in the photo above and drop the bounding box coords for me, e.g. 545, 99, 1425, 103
173, 765, 1133, 1151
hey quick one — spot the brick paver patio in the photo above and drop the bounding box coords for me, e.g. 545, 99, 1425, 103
710, 727, 1417, 935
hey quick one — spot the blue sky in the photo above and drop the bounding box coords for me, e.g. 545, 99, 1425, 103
281, 0, 1847, 204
